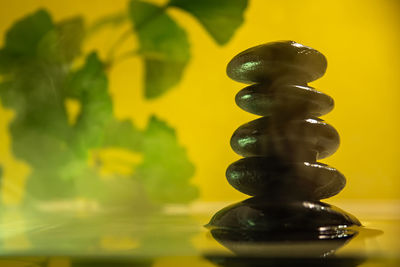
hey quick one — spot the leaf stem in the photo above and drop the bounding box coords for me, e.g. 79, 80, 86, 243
107, 49, 139, 68
86, 11, 128, 38
106, 28, 132, 62
106, 3, 170, 65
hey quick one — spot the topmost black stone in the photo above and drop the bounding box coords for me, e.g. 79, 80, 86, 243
226, 41, 327, 84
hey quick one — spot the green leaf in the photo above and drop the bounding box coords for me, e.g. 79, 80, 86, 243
129, 0, 190, 99
0, 80, 20, 109
55, 16, 85, 63
135, 115, 198, 203
0, 9, 54, 73
67, 52, 113, 155
2, 9, 53, 57
169, 0, 248, 45
0, 10, 85, 72
102, 116, 198, 204
0, 50, 13, 73
103, 119, 143, 151
36, 16, 85, 65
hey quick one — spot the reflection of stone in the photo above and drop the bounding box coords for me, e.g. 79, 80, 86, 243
205, 254, 366, 267
207, 41, 363, 260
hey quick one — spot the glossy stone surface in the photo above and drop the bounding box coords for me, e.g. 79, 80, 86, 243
207, 198, 361, 233
236, 83, 334, 117
206, 198, 360, 258
226, 157, 346, 199
230, 116, 340, 161
226, 41, 327, 84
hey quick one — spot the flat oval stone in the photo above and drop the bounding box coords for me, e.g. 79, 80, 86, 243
230, 116, 339, 161
207, 198, 361, 235
236, 83, 334, 117
227, 41, 327, 84
226, 157, 346, 199
206, 199, 361, 257
230, 117, 339, 160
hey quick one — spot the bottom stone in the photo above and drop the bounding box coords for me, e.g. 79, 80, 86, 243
206, 198, 361, 257
207, 197, 361, 235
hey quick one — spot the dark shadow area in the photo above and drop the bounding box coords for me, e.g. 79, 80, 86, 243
206, 255, 366, 267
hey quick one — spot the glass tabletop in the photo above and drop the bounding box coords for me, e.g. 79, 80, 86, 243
0, 200, 399, 266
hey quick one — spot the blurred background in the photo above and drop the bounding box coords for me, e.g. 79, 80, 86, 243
1, 1, 400, 266
0, 0, 400, 208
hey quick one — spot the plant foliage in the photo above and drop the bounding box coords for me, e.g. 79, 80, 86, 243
0, 0, 248, 205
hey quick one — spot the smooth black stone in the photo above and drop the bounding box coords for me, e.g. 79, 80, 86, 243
236, 83, 334, 117
206, 198, 362, 259
227, 41, 327, 84
207, 198, 361, 233
230, 116, 339, 161
226, 157, 346, 199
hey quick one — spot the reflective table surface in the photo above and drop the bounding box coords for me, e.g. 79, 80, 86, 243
0, 200, 399, 266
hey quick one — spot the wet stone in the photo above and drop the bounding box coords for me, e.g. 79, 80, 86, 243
207, 198, 361, 234
226, 157, 346, 199
206, 198, 361, 257
236, 83, 334, 117
226, 41, 327, 84
230, 116, 340, 161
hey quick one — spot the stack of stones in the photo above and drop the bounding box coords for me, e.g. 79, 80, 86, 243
207, 41, 361, 251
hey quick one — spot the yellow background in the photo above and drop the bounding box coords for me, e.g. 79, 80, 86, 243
1, 0, 400, 204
